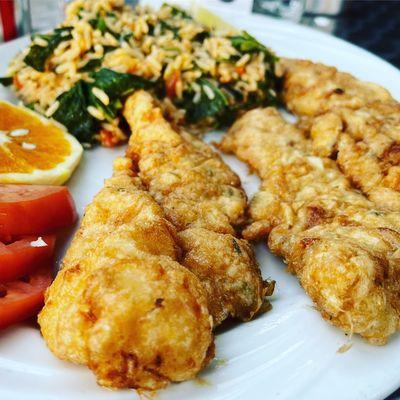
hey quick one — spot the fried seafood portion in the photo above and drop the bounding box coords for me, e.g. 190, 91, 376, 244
280, 58, 394, 117
306, 101, 400, 211
280, 58, 400, 210
123, 91, 271, 326
38, 157, 214, 390
220, 107, 400, 344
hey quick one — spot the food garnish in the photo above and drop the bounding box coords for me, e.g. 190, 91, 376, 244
0, 101, 83, 184
3, 0, 278, 146
0, 184, 77, 236
0, 184, 77, 330
0, 265, 53, 330
0, 235, 55, 282
51, 68, 152, 144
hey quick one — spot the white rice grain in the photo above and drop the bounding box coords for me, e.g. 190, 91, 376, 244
45, 101, 60, 117
193, 91, 201, 103
87, 105, 105, 120
33, 37, 48, 47
92, 87, 110, 105
203, 85, 215, 100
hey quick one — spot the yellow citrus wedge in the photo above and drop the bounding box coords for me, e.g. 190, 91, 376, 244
0, 101, 83, 185
191, 3, 237, 32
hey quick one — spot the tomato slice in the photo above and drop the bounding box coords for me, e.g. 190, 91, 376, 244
0, 185, 77, 236
165, 71, 180, 98
0, 235, 55, 283
0, 265, 52, 329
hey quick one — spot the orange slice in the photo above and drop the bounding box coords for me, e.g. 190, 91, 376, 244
0, 101, 83, 185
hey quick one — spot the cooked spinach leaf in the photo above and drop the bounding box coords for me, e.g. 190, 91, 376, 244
121, 32, 133, 42
25, 102, 36, 111
78, 58, 103, 72
183, 78, 228, 124
231, 31, 277, 61
51, 69, 153, 143
159, 20, 180, 38
169, 5, 192, 19
0, 76, 13, 86
88, 68, 153, 121
24, 27, 73, 72
89, 17, 107, 34
89, 15, 119, 38
52, 80, 97, 144
90, 68, 152, 99
193, 30, 210, 42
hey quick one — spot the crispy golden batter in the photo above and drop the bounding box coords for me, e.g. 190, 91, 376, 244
123, 91, 270, 326
220, 107, 400, 344
307, 102, 400, 211
38, 157, 214, 390
280, 58, 394, 117
281, 58, 400, 210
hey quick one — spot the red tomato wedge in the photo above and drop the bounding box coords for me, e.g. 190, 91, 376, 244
0, 185, 77, 236
165, 71, 180, 98
0, 235, 55, 283
0, 265, 52, 329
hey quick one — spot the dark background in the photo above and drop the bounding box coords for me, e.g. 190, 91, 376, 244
334, 0, 400, 69
252, 0, 400, 69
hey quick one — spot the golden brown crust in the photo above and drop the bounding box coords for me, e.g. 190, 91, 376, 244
220, 107, 400, 344
123, 91, 270, 326
280, 58, 400, 211
38, 157, 214, 390
307, 102, 400, 211
280, 58, 394, 117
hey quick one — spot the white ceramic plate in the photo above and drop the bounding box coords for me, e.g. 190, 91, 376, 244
0, 4, 400, 400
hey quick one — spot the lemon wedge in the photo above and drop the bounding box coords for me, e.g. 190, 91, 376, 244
191, 3, 238, 32
0, 101, 83, 185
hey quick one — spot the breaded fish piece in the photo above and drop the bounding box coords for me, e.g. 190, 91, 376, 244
123, 91, 271, 326
220, 107, 400, 344
307, 102, 400, 211
38, 157, 214, 390
280, 58, 400, 211
280, 58, 394, 117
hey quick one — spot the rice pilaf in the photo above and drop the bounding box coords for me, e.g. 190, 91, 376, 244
6, 0, 278, 146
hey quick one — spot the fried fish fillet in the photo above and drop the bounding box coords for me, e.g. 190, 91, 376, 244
306, 101, 400, 211
38, 157, 214, 390
280, 58, 400, 211
220, 107, 400, 344
123, 91, 271, 326
280, 58, 394, 117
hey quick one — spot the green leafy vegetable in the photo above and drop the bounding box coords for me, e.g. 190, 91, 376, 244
169, 5, 192, 19
159, 20, 180, 38
230, 31, 276, 59
24, 27, 73, 72
52, 81, 97, 144
25, 102, 36, 111
78, 58, 103, 72
51, 69, 153, 144
90, 68, 152, 99
88, 68, 153, 121
89, 15, 120, 38
0, 76, 13, 86
183, 78, 229, 124
89, 17, 107, 34
121, 32, 133, 42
